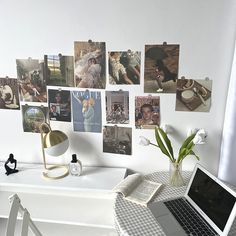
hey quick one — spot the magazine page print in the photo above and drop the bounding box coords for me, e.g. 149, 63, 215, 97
72, 90, 102, 133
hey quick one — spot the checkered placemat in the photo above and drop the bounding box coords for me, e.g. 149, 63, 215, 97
114, 171, 236, 236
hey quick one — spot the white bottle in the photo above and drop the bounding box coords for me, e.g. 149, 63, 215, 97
69, 154, 82, 176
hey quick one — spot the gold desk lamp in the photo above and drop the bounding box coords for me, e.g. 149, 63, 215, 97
39, 122, 69, 180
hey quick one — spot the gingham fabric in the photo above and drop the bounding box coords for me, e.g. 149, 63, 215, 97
114, 171, 236, 236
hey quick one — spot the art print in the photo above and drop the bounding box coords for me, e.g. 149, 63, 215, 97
0, 77, 20, 110
48, 89, 71, 122
103, 126, 132, 155
144, 44, 179, 93
44, 54, 74, 87
108, 50, 141, 85
135, 96, 160, 129
16, 58, 47, 102
175, 79, 212, 112
72, 90, 101, 133
106, 91, 129, 124
74, 41, 106, 89
21, 105, 48, 133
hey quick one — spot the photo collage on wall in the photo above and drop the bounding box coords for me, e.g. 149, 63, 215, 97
72, 90, 101, 133
74, 41, 106, 89
103, 126, 132, 155
16, 58, 47, 102
21, 105, 48, 133
106, 90, 129, 124
0, 77, 20, 110
48, 89, 71, 122
135, 96, 160, 129
44, 54, 74, 87
144, 44, 179, 94
1, 39, 213, 155
108, 50, 141, 85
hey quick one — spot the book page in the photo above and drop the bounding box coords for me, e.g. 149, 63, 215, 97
112, 173, 143, 197
126, 179, 162, 205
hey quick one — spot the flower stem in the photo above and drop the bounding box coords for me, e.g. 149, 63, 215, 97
150, 143, 159, 148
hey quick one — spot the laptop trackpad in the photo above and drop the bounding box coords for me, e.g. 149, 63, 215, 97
158, 215, 186, 236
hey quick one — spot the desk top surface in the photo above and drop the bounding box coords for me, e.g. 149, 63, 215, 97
0, 163, 127, 196
114, 171, 236, 236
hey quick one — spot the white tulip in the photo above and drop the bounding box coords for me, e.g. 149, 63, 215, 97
193, 129, 207, 145
139, 136, 151, 146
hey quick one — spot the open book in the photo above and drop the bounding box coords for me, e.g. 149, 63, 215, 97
113, 173, 162, 206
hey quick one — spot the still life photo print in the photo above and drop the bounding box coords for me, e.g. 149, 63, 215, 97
175, 79, 212, 112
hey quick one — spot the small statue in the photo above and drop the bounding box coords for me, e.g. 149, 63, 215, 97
4, 153, 19, 176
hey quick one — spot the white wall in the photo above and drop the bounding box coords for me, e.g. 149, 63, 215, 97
0, 0, 236, 175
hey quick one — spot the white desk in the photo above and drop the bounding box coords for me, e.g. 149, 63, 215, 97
0, 163, 127, 232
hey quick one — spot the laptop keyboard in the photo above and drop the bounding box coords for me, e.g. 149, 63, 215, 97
164, 198, 218, 236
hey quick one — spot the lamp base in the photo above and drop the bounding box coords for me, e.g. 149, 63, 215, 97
43, 165, 69, 180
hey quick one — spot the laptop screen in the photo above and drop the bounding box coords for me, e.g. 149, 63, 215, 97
187, 168, 236, 231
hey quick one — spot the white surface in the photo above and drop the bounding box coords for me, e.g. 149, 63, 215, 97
0, 0, 236, 175
0, 218, 118, 236
0, 163, 127, 197
0, 164, 126, 228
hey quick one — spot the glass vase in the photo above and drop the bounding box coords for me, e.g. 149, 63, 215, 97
169, 161, 185, 187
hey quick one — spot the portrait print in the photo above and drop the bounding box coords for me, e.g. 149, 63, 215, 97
0, 77, 20, 110
108, 50, 141, 85
44, 54, 74, 87
106, 91, 129, 124
175, 79, 212, 112
48, 89, 71, 122
103, 126, 132, 155
74, 41, 106, 89
135, 96, 160, 129
16, 58, 47, 102
21, 105, 48, 133
72, 90, 102, 133
144, 44, 179, 93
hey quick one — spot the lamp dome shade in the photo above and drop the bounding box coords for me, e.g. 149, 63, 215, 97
43, 130, 69, 156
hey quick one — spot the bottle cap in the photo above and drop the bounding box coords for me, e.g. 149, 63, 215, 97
71, 154, 77, 163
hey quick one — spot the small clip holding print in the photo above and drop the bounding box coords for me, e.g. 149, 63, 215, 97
163, 42, 167, 45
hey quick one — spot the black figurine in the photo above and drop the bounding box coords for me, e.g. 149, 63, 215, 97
4, 153, 19, 176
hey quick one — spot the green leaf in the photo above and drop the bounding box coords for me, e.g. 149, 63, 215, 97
155, 127, 175, 162
189, 150, 200, 160
178, 133, 195, 156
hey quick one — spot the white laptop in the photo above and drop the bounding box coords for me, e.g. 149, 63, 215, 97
148, 164, 236, 236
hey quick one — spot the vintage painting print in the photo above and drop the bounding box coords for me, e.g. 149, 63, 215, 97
72, 90, 102, 133
74, 41, 106, 89
106, 91, 129, 124
135, 96, 160, 129
21, 105, 48, 133
175, 79, 212, 112
144, 44, 179, 93
16, 58, 47, 102
0, 77, 20, 110
44, 54, 74, 87
48, 89, 71, 122
108, 50, 141, 85
103, 126, 132, 155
